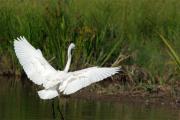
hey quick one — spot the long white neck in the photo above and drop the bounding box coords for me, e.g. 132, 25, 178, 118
64, 47, 72, 72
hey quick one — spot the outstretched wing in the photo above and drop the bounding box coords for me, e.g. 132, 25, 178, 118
14, 36, 57, 85
62, 67, 121, 95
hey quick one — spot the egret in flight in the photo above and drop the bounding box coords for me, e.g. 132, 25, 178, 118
14, 36, 121, 100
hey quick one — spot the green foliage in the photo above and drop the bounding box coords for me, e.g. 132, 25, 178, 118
0, 0, 179, 84
159, 34, 180, 71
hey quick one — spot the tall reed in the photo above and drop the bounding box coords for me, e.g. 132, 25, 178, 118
0, 0, 179, 84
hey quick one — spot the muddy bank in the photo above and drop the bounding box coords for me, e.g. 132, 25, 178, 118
0, 73, 180, 108
69, 90, 180, 108
64, 77, 180, 108
63, 79, 180, 108
0, 54, 20, 76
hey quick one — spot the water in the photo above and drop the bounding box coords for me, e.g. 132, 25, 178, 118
0, 76, 179, 120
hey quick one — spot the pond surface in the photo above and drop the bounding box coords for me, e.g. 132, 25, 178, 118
0, 76, 179, 120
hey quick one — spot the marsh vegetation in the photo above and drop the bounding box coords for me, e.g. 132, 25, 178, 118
0, 0, 180, 97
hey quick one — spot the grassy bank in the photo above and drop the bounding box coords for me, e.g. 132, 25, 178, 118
0, 0, 180, 96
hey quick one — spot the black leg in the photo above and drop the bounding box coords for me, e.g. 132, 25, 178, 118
51, 99, 56, 119
57, 96, 65, 120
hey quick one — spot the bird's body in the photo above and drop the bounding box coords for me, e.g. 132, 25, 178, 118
14, 36, 121, 100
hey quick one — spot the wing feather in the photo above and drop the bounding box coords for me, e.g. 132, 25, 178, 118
62, 66, 121, 95
14, 36, 57, 85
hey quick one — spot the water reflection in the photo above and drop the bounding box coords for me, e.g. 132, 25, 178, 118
0, 76, 179, 120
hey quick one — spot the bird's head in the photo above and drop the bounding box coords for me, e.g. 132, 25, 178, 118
69, 43, 75, 50
68, 43, 75, 57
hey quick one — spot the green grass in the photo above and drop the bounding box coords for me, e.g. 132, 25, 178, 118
0, 0, 179, 87
159, 34, 180, 71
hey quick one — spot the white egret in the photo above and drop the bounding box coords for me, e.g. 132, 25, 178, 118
14, 36, 121, 100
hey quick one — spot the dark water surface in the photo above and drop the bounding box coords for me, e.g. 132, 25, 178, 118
0, 77, 179, 120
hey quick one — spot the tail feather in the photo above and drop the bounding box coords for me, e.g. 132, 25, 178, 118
38, 89, 59, 100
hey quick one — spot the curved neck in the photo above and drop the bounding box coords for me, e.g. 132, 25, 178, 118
64, 47, 72, 72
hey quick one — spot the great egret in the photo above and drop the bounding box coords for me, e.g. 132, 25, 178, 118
14, 36, 121, 100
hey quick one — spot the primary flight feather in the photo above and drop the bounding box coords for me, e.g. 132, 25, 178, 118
14, 36, 121, 100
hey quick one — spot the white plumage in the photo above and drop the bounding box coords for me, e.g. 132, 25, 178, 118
38, 89, 59, 100
14, 37, 57, 85
14, 36, 121, 100
62, 67, 119, 95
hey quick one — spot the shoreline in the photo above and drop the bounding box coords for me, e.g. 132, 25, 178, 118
0, 73, 180, 108
69, 91, 180, 108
